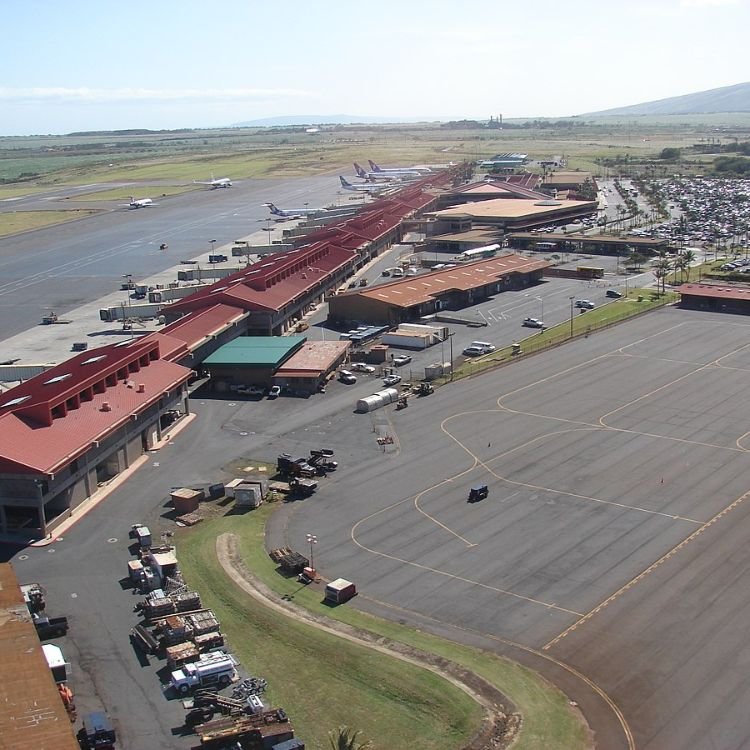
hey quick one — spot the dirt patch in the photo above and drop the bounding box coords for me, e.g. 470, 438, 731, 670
216, 532, 521, 750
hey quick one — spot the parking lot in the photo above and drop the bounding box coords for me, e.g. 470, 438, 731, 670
286, 307, 750, 750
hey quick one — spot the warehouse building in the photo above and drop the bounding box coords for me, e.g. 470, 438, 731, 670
328, 253, 549, 326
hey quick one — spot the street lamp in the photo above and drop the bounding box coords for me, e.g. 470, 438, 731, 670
569, 296, 575, 338
449, 333, 454, 381
306, 534, 317, 570
209, 239, 216, 254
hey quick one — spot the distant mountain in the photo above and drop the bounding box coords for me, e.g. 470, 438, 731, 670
231, 114, 439, 127
585, 82, 750, 117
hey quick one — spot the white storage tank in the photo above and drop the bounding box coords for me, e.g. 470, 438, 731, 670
375, 387, 399, 404
356, 394, 385, 413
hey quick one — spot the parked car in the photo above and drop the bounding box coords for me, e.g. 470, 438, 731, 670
267, 385, 282, 398
522, 317, 545, 328
351, 362, 375, 373
383, 374, 402, 386
338, 370, 357, 384
463, 345, 485, 357
392, 355, 412, 366
605, 289, 623, 298
575, 299, 595, 309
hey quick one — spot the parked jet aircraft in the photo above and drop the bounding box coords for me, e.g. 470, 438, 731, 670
264, 202, 328, 218
368, 159, 432, 175
193, 176, 232, 189
339, 176, 393, 194
353, 163, 411, 182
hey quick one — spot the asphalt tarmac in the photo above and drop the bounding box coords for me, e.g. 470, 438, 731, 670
8, 307, 750, 749
0, 175, 350, 340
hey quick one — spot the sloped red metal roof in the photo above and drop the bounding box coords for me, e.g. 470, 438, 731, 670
353, 254, 550, 309
168, 244, 356, 316
677, 283, 750, 300
0, 358, 191, 474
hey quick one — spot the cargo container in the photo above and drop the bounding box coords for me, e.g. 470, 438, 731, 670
324, 578, 357, 604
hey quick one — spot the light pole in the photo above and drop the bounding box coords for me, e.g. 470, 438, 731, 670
122, 274, 133, 310
209, 239, 216, 257
306, 534, 317, 570
536, 296, 544, 323
569, 296, 574, 338
447, 331, 454, 381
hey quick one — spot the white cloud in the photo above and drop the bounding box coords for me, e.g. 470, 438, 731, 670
0, 87, 317, 103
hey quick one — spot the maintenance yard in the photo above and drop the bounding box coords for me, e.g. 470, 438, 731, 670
286, 307, 750, 750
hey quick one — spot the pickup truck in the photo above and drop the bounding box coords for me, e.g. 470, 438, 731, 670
34, 615, 69, 639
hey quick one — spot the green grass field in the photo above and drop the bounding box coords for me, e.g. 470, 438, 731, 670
0, 209, 102, 236
177, 505, 591, 750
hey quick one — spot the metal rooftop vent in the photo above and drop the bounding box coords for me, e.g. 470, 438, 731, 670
534, 200, 562, 206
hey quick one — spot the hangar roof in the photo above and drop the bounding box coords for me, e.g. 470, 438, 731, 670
0, 564, 79, 750
542, 171, 593, 185
276, 340, 350, 378
428, 198, 597, 221
677, 283, 750, 300
450, 181, 547, 199
203, 336, 306, 367
351, 253, 549, 309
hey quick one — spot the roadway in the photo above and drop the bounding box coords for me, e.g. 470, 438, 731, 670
0, 175, 352, 340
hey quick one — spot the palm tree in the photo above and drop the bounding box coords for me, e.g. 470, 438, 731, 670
329, 726, 373, 750
682, 249, 696, 281
653, 253, 673, 294
673, 255, 688, 283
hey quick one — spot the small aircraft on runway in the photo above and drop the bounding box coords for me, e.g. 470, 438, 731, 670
193, 176, 233, 189
264, 202, 328, 219
125, 197, 155, 209
339, 176, 394, 194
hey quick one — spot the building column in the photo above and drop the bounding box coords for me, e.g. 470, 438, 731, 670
36, 481, 48, 538
0, 505, 6, 535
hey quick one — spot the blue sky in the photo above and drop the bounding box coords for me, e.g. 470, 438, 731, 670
1, 0, 748, 135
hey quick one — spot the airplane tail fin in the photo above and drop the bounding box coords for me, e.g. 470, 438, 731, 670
368, 160, 383, 172
265, 202, 281, 215
353, 163, 367, 178
339, 176, 352, 187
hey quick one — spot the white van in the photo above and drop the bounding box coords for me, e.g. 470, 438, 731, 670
390, 268, 405, 278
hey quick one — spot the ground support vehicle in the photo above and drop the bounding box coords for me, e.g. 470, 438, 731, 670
276, 454, 316, 479
170, 652, 237, 695
78, 711, 117, 749
416, 383, 434, 396
468, 484, 489, 502
289, 477, 318, 498
395, 395, 409, 410
308, 449, 337, 474
34, 614, 69, 639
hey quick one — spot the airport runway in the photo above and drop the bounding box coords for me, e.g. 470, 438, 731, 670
0, 175, 350, 340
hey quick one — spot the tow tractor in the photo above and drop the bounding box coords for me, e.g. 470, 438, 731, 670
416, 382, 434, 396
395, 395, 409, 410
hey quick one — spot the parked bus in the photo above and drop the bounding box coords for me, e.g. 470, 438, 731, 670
577, 266, 605, 279
535, 241, 558, 251
453, 243, 500, 262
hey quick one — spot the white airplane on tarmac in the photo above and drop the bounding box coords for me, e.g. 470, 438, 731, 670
124, 197, 155, 209
368, 159, 433, 175
193, 176, 232, 189
339, 176, 394, 194
353, 163, 419, 182
264, 202, 328, 219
